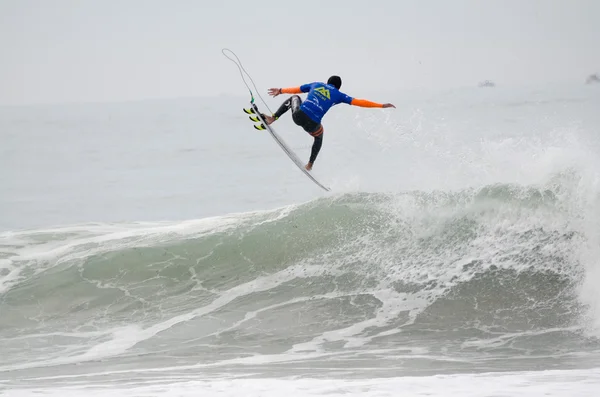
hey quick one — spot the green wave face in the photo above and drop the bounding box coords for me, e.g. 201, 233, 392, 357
1, 180, 599, 375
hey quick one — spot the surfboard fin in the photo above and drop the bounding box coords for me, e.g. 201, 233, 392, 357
243, 107, 256, 115
249, 115, 261, 122
253, 124, 267, 131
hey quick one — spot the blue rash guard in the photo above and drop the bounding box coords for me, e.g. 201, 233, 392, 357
298, 82, 353, 124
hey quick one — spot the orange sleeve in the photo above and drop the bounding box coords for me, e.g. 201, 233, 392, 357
350, 98, 384, 108
281, 87, 303, 94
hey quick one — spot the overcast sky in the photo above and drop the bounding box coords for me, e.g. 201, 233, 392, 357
1, 0, 599, 105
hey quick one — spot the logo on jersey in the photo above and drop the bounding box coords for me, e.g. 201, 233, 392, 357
314, 87, 331, 100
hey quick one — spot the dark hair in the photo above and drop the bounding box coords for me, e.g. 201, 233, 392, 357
327, 75, 342, 89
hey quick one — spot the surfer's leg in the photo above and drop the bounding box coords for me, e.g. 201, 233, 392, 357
308, 131, 323, 166
290, 95, 302, 113
293, 115, 320, 134
273, 95, 302, 119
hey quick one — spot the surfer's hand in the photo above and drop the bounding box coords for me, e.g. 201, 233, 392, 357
268, 88, 282, 97
382, 103, 396, 108
305, 162, 313, 171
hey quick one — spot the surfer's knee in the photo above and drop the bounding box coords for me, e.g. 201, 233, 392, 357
291, 95, 302, 109
309, 125, 324, 137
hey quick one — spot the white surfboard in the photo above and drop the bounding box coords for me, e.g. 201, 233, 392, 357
252, 104, 330, 192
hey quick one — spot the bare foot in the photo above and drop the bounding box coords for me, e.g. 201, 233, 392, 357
263, 115, 276, 125
304, 163, 313, 171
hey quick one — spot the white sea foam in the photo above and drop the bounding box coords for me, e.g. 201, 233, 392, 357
6, 368, 600, 397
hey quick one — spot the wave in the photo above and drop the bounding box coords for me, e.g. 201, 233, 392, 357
1, 178, 599, 373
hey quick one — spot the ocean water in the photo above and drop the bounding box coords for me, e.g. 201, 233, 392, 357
1, 85, 600, 396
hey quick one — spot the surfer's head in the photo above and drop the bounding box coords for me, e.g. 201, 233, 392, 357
327, 76, 342, 90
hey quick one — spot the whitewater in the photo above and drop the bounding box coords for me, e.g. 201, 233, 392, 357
1, 85, 600, 396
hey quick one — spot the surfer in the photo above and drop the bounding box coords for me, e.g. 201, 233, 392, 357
262, 76, 395, 170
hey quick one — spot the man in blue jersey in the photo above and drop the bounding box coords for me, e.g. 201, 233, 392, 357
262, 76, 395, 170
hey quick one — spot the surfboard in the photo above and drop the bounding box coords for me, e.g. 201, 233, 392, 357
246, 103, 331, 192
221, 49, 329, 192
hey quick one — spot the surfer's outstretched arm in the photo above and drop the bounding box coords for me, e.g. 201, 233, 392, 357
350, 98, 396, 108
268, 86, 308, 97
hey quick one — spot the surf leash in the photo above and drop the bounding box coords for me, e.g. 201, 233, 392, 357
221, 48, 274, 115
